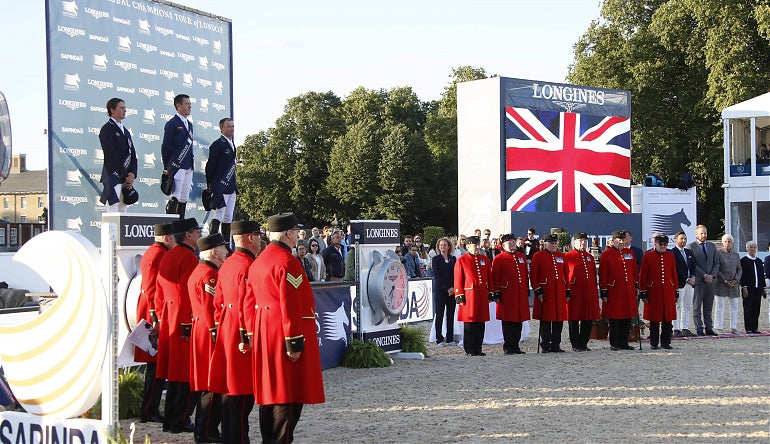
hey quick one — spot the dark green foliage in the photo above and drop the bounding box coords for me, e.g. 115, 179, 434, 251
399, 324, 429, 357
341, 339, 392, 368
84, 367, 147, 420
422, 226, 446, 248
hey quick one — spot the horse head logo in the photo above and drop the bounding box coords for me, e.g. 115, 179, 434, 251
649, 208, 691, 236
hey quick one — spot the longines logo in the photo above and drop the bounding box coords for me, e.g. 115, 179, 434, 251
93, 54, 108, 71
125, 107, 138, 116
90, 220, 102, 228
84, 7, 108, 19
59, 99, 86, 110
192, 36, 209, 46
88, 79, 113, 90
143, 109, 155, 124
88, 173, 100, 180
199, 56, 208, 71
60, 52, 84, 62
212, 61, 225, 71
176, 34, 190, 42
183, 73, 193, 88
178, 52, 195, 62
113, 16, 130, 26
139, 177, 160, 187
212, 102, 225, 112
60, 128, 84, 135
196, 77, 212, 88
115, 60, 137, 71
117, 86, 135, 94
57, 25, 85, 38
213, 40, 222, 54
138, 19, 151, 35
65, 170, 82, 186
160, 69, 178, 80
118, 36, 132, 52
140, 133, 160, 143
63, 73, 80, 91
88, 127, 100, 134
60, 196, 88, 206
143, 152, 156, 168
532, 82, 605, 107
137, 42, 157, 53
160, 50, 175, 58
155, 25, 174, 36
141, 202, 159, 208
139, 88, 159, 99
62, 1, 78, 17
59, 146, 87, 155
123, 224, 156, 238
198, 120, 212, 130
140, 67, 157, 76
199, 98, 209, 112
89, 105, 106, 113
89, 34, 109, 43
215, 81, 223, 95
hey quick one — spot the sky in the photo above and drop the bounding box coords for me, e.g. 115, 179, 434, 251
0, 0, 602, 170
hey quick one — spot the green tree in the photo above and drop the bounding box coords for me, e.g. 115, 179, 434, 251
569, 0, 770, 233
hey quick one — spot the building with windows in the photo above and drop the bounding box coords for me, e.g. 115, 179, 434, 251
0, 154, 47, 224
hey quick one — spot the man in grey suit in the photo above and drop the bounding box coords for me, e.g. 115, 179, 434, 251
689, 224, 720, 336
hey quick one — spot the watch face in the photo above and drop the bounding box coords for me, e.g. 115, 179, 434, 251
382, 260, 407, 315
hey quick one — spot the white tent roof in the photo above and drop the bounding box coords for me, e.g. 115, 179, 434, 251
721, 92, 770, 119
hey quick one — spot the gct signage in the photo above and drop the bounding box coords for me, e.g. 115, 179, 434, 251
349, 220, 400, 245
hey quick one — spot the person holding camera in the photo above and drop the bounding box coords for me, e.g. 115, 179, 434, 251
454, 236, 494, 356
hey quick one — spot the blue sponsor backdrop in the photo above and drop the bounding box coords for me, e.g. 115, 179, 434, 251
46, 0, 233, 245
313, 285, 352, 370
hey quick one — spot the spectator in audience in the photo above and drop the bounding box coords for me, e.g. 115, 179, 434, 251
481, 238, 493, 262
294, 243, 315, 282
454, 235, 468, 258
296, 229, 309, 251
309, 227, 327, 251
524, 228, 539, 261
516, 237, 526, 255
322, 232, 345, 281
624, 230, 643, 270
414, 234, 431, 276
400, 235, 414, 257
432, 237, 457, 346
404, 245, 421, 278
715, 234, 742, 334
483, 229, 491, 243
306, 239, 326, 282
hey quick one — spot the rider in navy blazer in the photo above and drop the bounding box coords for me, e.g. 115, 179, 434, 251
670, 245, 696, 288
98, 98, 137, 209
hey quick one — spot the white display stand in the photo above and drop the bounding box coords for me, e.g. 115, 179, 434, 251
428, 302, 531, 345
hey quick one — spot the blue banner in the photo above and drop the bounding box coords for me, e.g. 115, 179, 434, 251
313, 285, 352, 370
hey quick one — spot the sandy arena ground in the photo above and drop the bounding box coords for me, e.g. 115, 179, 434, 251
125, 302, 770, 443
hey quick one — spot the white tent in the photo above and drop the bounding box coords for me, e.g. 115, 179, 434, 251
722, 92, 770, 127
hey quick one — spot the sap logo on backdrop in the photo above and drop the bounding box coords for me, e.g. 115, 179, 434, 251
139, 177, 160, 187
176, 34, 190, 42
115, 60, 137, 71
118, 36, 132, 52
143, 109, 155, 125
66, 217, 83, 232
60, 52, 84, 62
142, 153, 156, 168
84, 7, 109, 19
137, 42, 157, 53
59, 146, 86, 155
62, 0, 78, 18
141, 202, 159, 208
140, 67, 157, 76
140, 133, 160, 143
212, 102, 225, 112
183, 73, 193, 88
160, 69, 178, 80
160, 50, 175, 58
212, 61, 225, 71
212, 40, 222, 54
155, 25, 174, 36
192, 36, 209, 46
178, 52, 195, 62
199, 56, 208, 71
199, 98, 209, 113
88, 79, 113, 90
138, 19, 151, 35
92, 54, 108, 71
215, 81, 223, 95
63, 73, 80, 91
117, 86, 135, 94
60, 196, 88, 206
60, 128, 84, 136
125, 108, 138, 117
112, 16, 130, 26
196, 77, 211, 88
88, 34, 109, 43
57, 26, 85, 38
198, 120, 212, 130
59, 99, 86, 110
89, 105, 106, 113
65, 170, 82, 186
140, 88, 159, 99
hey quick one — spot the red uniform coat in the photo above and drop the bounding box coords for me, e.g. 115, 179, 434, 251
188, 261, 218, 392
208, 249, 255, 395
599, 247, 639, 319
156, 243, 198, 382
565, 249, 600, 321
248, 242, 325, 405
530, 249, 568, 321
454, 253, 492, 323
491, 251, 530, 322
640, 249, 678, 322
134, 242, 168, 363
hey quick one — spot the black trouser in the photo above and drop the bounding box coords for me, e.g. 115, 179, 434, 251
501, 321, 523, 353
463, 322, 485, 355
649, 321, 673, 347
609, 318, 631, 348
163, 381, 192, 432
140, 363, 165, 421
568, 320, 592, 349
259, 403, 303, 444
193, 391, 222, 440
743, 289, 763, 332
539, 321, 563, 351
221, 394, 254, 444
433, 292, 455, 343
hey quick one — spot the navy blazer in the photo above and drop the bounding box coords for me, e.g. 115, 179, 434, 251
98, 119, 137, 205
670, 246, 696, 288
205, 135, 237, 197
161, 115, 194, 170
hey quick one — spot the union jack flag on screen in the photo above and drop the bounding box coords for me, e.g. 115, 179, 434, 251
504, 106, 631, 213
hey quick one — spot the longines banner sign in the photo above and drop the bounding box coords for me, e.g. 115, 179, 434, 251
349, 220, 401, 245
46, 0, 233, 245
